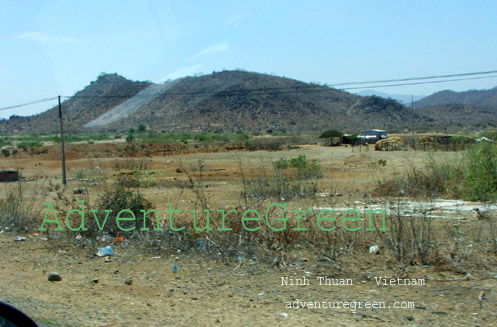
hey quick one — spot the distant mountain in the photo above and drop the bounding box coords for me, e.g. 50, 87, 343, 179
355, 90, 425, 105
417, 103, 497, 130
414, 86, 497, 108
0, 70, 433, 134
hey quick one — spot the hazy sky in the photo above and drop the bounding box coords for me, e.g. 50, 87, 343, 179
1, 0, 497, 118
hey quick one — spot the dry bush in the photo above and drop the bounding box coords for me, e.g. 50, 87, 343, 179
0, 183, 39, 232
112, 158, 151, 171
241, 158, 321, 202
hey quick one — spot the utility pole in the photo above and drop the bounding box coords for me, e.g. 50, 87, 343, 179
58, 95, 66, 185
411, 94, 415, 149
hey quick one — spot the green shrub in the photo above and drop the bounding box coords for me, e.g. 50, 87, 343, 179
245, 138, 284, 151
1, 148, 10, 157
319, 129, 343, 139
89, 178, 153, 236
17, 141, 42, 150
274, 155, 322, 179
0, 138, 11, 147
376, 143, 497, 201
464, 142, 497, 201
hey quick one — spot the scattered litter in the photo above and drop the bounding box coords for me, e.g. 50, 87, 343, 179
153, 256, 161, 259
14, 237, 26, 241
125, 278, 133, 286
115, 236, 125, 244
369, 245, 380, 255
196, 241, 206, 248
172, 265, 179, 273
258, 292, 264, 297
76, 234, 82, 240
422, 265, 430, 268
104, 258, 112, 263
280, 313, 288, 317
96, 246, 113, 257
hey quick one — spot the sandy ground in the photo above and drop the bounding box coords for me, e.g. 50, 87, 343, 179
1, 143, 496, 326
1, 233, 496, 327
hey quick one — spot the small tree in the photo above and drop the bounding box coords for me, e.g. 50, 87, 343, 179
138, 124, 146, 133
319, 129, 343, 139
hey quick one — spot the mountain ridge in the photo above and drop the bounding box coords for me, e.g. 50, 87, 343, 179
2, 70, 495, 134
414, 87, 497, 108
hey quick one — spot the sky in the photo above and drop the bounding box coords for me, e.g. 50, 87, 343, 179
1, 0, 497, 118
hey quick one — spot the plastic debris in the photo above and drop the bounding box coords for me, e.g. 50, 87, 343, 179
96, 246, 113, 257
14, 237, 26, 241
115, 236, 125, 244
172, 265, 179, 273
369, 245, 380, 254
422, 265, 430, 268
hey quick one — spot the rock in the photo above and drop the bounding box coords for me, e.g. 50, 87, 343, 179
91, 278, 99, 283
125, 278, 133, 285
48, 272, 62, 282
73, 187, 85, 194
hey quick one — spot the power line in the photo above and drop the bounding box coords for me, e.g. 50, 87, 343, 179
340, 74, 497, 91
0, 97, 58, 111
330, 69, 497, 87
62, 72, 497, 98
2, 69, 497, 111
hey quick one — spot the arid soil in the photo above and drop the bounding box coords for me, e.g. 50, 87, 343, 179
1, 233, 496, 327
1, 143, 496, 326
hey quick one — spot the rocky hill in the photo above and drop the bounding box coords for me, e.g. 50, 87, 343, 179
0, 70, 434, 134
414, 86, 497, 108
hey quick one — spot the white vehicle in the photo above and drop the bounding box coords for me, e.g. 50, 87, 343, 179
360, 130, 387, 143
